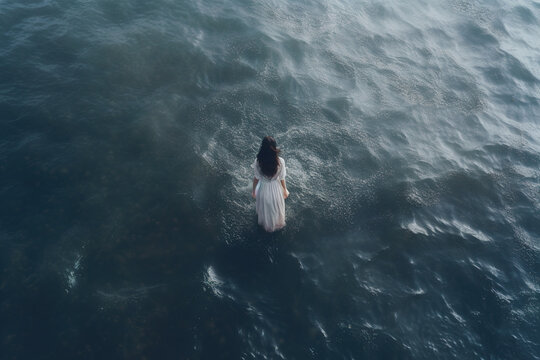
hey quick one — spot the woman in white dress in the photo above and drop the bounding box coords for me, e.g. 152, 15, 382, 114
251, 136, 289, 232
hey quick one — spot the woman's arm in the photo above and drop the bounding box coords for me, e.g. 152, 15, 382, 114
252, 178, 259, 198
280, 179, 289, 199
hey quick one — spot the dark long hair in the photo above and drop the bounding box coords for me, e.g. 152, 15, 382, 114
256, 136, 280, 177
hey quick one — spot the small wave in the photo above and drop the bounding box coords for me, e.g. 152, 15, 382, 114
203, 265, 226, 298
203, 265, 238, 301
96, 284, 166, 304
402, 216, 492, 243
64, 254, 82, 293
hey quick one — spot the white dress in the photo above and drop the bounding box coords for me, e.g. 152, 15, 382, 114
252, 157, 289, 232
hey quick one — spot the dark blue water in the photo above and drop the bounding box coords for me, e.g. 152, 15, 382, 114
1, 0, 539, 358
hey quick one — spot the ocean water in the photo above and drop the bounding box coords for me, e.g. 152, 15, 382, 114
1, 0, 539, 358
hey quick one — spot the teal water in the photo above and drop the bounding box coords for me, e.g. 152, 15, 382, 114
1, 0, 539, 358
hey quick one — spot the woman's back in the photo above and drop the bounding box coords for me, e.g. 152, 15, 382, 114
253, 157, 286, 181
251, 137, 289, 232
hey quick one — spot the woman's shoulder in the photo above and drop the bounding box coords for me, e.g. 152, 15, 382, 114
278, 156, 285, 164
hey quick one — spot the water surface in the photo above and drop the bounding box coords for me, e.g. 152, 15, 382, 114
1, 0, 539, 358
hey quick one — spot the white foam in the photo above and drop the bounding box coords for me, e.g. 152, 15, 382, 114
64, 254, 82, 293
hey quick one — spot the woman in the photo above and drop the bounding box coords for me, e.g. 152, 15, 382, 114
252, 136, 289, 232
